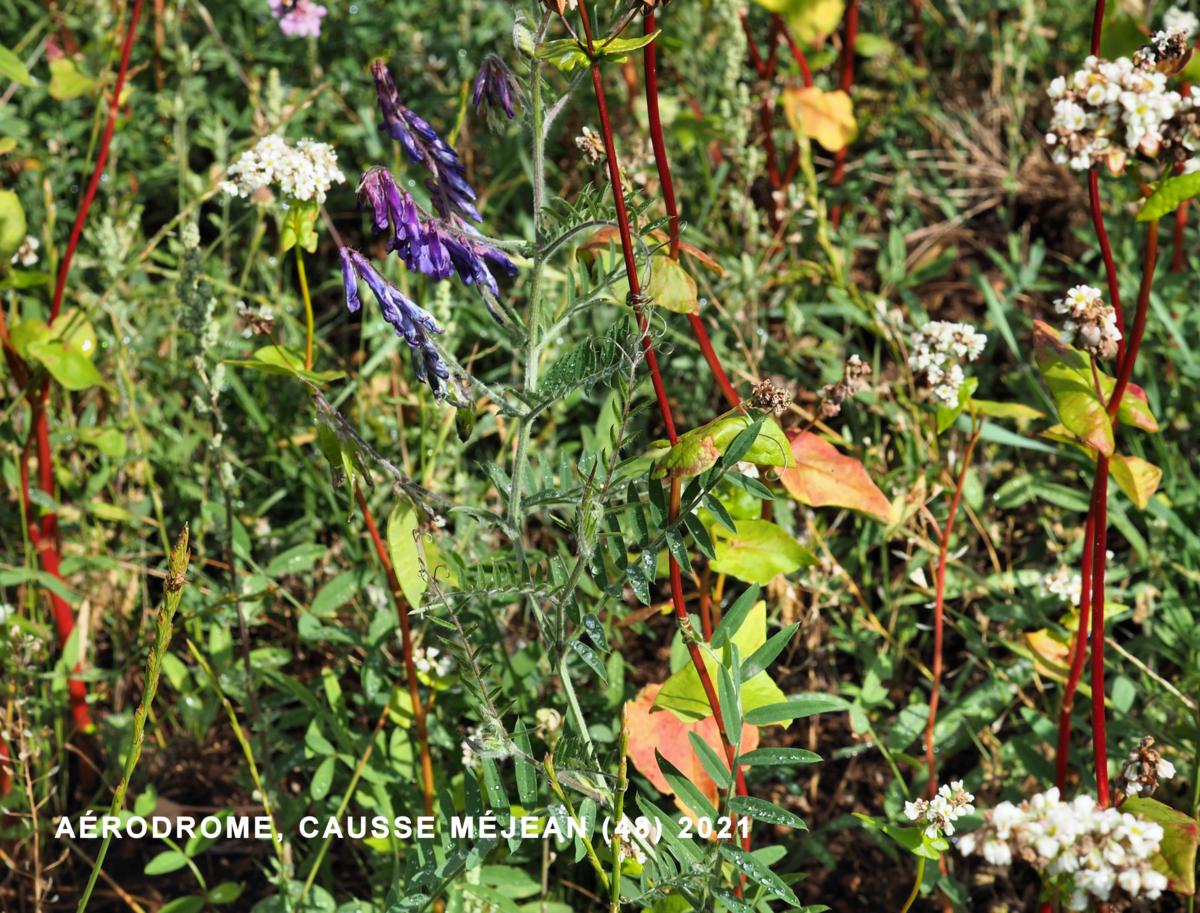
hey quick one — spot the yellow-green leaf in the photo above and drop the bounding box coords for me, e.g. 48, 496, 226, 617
754, 0, 846, 45
49, 58, 97, 101
646, 255, 699, 315
709, 519, 816, 585
1109, 454, 1162, 510
782, 86, 857, 153
0, 44, 32, 87
0, 188, 27, 261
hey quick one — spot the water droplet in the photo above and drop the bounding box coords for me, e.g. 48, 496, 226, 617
348, 3, 357, 11
101, 173, 109, 182
70, 185, 79, 194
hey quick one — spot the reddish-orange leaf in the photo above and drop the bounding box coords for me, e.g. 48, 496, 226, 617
625, 684, 759, 821
779, 432, 890, 521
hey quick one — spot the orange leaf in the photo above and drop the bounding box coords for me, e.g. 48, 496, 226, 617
625, 684, 759, 821
782, 86, 857, 153
779, 432, 890, 520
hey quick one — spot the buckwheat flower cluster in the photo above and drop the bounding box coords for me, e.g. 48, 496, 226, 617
907, 321, 987, 407
904, 781, 975, 839
1165, 6, 1200, 43
268, 0, 327, 38
413, 645, 453, 679
11, 234, 39, 267
819, 354, 872, 418
220, 134, 344, 204
1040, 566, 1083, 606
1121, 737, 1176, 798
956, 788, 1168, 910
339, 248, 451, 398
1053, 284, 1122, 359
1044, 35, 1190, 173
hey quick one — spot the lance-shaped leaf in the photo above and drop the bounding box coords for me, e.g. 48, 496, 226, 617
779, 432, 890, 520
1033, 321, 1159, 455
1109, 454, 1163, 510
626, 683, 759, 820
654, 601, 790, 724
709, 519, 816, 585
1119, 798, 1198, 895
783, 86, 857, 152
652, 414, 793, 481
536, 32, 660, 73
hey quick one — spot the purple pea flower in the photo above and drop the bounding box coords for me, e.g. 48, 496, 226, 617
356, 166, 517, 318
339, 247, 451, 397
473, 54, 519, 120
370, 60, 482, 223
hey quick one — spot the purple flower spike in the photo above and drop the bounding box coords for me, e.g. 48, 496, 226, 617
339, 247, 451, 398
473, 54, 519, 120
370, 60, 482, 224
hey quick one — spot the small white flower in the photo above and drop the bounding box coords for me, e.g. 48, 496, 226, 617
222, 134, 345, 204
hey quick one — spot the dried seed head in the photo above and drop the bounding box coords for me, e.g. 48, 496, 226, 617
1121, 736, 1176, 798
751, 380, 793, 415
818, 354, 872, 417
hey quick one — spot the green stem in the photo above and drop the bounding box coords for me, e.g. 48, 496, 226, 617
545, 752, 610, 892
76, 529, 190, 913
610, 709, 629, 913
899, 855, 926, 913
296, 248, 314, 371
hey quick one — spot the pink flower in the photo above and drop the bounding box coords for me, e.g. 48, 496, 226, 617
268, 0, 327, 38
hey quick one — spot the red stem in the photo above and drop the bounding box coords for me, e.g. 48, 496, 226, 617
576, 2, 747, 851
642, 13, 740, 410
924, 428, 980, 798
1088, 458, 1111, 806
829, 0, 859, 228
1171, 199, 1188, 273
355, 486, 435, 816
1088, 169, 1125, 363
20, 0, 145, 736
776, 16, 815, 88
1055, 499, 1097, 791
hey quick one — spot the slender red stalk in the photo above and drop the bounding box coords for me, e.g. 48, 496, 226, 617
1055, 501, 1097, 791
923, 428, 980, 798
642, 12, 740, 409
20, 0, 145, 735
776, 17, 814, 88
1088, 459, 1112, 806
355, 486, 435, 816
1171, 199, 1188, 272
829, 0, 859, 228
1088, 170, 1125, 363
576, 4, 748, 854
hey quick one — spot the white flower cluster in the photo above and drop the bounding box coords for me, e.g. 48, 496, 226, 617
907, 321, 987, 407
904, 781, 976, 839
1121, 737, 1176, 798
220, 135, 345, 203
957, 788, 1168, 910
1040, 566, 1083, 606
413, 645, 453, 679
1165, 6, 1200, 42
11, 234, 39, 267
1045, 35, 1190, 173
1053, 284, 1122, 359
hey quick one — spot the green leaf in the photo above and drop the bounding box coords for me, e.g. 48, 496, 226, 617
0, 45, 33, 87
743, 695, 848, 727
0, 188, 27, 261
225, 344, 345, 384
1120, 797, 1198, 894
144, 850, 190, 875
657, 751, 718, 821
711, 585, 761, 649
158, 899, 204, 913
936, 376, 977, 434
207, 883, 244, 905
311, 756, 335, 800
387, 503, 426, 607
1139, 172, 1200, 222
26, 339, 104, 391
536, 32, 660, 73
646, 255, 698, 314
49, 58, 97, 100
739, 747, 822, 767
654, 601, 789, 724
686, 731, 732, 791
741, 623, 799, 681
753, 0, 845, 44
717, 844, 801, 906
709, 519, 815, 585
652, 414, 793, 481
729, 796, 807, 830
